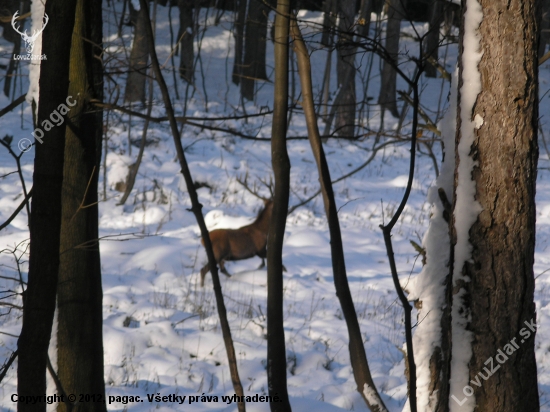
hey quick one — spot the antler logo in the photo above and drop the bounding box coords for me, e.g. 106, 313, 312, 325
11, 11, 49, 54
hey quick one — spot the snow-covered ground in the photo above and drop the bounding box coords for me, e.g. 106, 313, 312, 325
1, 5, 550, 411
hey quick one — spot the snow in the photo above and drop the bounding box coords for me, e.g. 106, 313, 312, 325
449, 0, 484, 410
26, 0, 46, 111
406, 70, 458, 412
0, 4, 549, 412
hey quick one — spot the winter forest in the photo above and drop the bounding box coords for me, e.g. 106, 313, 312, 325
0, 0, 548, 411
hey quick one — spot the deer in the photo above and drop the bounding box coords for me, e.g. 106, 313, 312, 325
11, 10, 49, 54
200, 198, 285, 286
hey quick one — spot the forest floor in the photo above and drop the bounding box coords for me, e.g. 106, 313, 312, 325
1, 6, 550, 412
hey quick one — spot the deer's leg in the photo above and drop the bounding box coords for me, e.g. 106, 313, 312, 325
200, 263, 210, 287
257, 258, 266, 270
219, 260, 231, 277
257, 246, 267, 269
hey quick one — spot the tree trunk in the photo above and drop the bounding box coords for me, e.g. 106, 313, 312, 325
334, 0, 357, 138
56, 0, 106, 410
320, 0, 337, 47
357, 0, 374, 38
177, 0, 194, 83
232, 0, 248, 85
291, 17, 389, 412
378, 0, 406, 117
266, 2, 292, 411
240, 0, 273, 101
138, 1, 246, 410
454, 0, 540, 409
425, 0, 444, 78
125, 3, 149, 103
17, 1, 77, 410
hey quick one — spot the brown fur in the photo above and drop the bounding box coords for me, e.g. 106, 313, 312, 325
200, 199, 274, 286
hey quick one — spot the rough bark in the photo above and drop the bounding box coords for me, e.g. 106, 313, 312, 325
334, 0, 357, 137
266, 1, 292, 411
56, 0, 106, 410
17, 1, 77, 410
124, 3, 149, 103
454, 0, 540, 410
378, 0, 406, 117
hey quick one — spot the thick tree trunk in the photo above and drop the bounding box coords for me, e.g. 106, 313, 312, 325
451, 0, 540, 410
56, 0, 106, 411
177, 0, 194, 83
334, 0, 357, 138
125, 3, 149, 103
378, 0, 406, 117
17, 2, 77, 410
266, 2, 292, 411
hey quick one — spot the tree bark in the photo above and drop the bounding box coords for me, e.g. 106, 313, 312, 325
232, 0, 248, 85
453, 0, 540, 409
425, 0, 444, 78
334, 0, 357, 138
240, 0, 273, 100
266, 1, 292, 411
378, 0, 406, 117
125, 3, 149, 103
56, 0, 106, 410
177, 0, 194, 83
17, 1, 77, 410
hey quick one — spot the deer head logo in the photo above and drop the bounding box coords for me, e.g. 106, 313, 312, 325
11, 11, 49, 54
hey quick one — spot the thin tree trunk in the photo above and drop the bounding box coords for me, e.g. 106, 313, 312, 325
138, 2, 246, 410
240, 0, 272, 100
125, 3, 149, 103
267, 1, 292, 411
232, 0, 248, 85
334, 0, 357, 138
454, 0, 540, 409
378, 0, 406, 117
290, 17, 389, 412
357, 0, 373, 38
17, 2, 77, 410
177, 0, 194, 83
425, 0, 444, 78
320, 0, 337, 47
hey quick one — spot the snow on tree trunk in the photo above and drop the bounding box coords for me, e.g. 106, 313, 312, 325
448, 0, 484, 410
27, 0, 46, 110
406, 71, 457, 412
